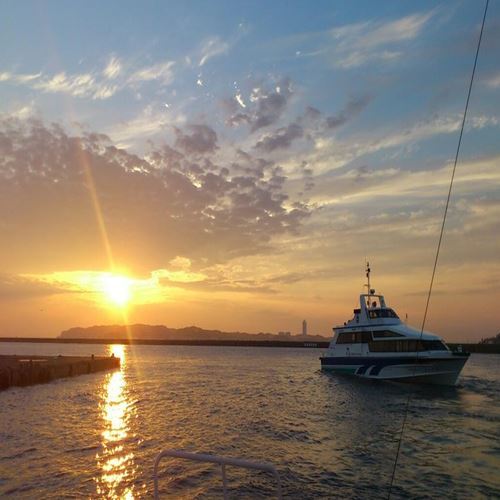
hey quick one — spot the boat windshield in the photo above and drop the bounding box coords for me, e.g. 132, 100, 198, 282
368, 308, 399, 319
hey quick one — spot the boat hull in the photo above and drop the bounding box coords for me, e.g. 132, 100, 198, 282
320, 354, 469, 386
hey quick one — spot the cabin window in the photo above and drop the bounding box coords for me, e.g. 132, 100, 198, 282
354, 332, 372, 343
387, 309, 399, 318
368, 340, 413, 352
422, 340, 448, 351
361, 331, 372, 343
337, 332, 354, 344
372, 330, 403, 338
337, 331, 372, 344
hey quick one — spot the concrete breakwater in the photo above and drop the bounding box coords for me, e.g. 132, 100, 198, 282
0, 354, 120, 391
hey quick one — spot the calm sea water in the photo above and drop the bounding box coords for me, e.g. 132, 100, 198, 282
0, 343, 498, 499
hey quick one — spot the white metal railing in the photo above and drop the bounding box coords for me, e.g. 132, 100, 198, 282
153, 449, 283, 499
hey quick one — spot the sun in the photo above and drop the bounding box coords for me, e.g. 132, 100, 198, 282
101, 275, 132, 307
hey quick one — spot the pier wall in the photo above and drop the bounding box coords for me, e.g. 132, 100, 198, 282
447, 343, 500, 354
0, 355, 120, 391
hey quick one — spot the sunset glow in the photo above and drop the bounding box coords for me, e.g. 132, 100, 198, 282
101, 276, 132, 308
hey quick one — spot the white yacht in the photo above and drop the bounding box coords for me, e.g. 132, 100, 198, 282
320, 264, 469, 385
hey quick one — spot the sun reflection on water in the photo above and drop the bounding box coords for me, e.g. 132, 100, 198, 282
96, 345, 136, 499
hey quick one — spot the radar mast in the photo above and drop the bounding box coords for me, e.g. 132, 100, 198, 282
365, 261, 375, 307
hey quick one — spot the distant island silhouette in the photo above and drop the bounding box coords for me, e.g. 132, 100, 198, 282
59, 324, 329, 342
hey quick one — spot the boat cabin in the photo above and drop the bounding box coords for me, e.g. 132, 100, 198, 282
333, 289, 448, 354
345, 293, 400, 327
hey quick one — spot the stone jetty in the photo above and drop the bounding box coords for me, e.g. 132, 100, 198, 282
0, 354, 120, 391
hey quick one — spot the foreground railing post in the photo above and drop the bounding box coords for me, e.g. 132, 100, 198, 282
153, 450, 282, 499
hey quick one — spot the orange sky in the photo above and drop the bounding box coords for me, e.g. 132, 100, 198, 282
1, 3, 499, 342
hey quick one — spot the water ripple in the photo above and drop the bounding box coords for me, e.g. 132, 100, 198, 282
0, 345, 499, 498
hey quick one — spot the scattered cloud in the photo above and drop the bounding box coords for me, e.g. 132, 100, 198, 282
1, 101, 38, 120
235, 93, 246, 108
152, 268, 207, 284
0, 118, 310, 272
255, 123, 304, 152
0, 273, 74, 300
226, 78, 293, 132
325, 95, 372, 129
168, 256, 194, 271
174, 124, 218, 155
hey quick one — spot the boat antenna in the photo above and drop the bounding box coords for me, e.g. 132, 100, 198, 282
388, 1, 489, 497
365, 261, 371, 306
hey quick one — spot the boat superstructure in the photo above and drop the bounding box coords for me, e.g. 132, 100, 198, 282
320, 264, 469, 385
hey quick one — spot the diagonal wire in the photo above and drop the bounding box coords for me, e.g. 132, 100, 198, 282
387, 1, 489, 497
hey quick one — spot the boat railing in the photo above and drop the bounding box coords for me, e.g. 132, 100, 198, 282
153, 449, 283, 499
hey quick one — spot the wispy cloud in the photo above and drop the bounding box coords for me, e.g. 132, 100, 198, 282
129, 61, 175, 85
0, 56, 176, 101
0, 71, 41, 83
33, 72, 118, 100
199, 36, 229, 66
309, 154, 500, 211
330, 11, 435, 68
307, 113, 499, 175
484, 72, 500, 89
235, 93, 246, 108
103, 56, 122, 80
106, 104, 186, 146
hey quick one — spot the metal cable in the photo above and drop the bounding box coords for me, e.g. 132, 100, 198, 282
387, 1, 489, 497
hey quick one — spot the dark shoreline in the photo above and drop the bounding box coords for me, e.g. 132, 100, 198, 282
0, 337, 329, 348
0, 337, 499, 353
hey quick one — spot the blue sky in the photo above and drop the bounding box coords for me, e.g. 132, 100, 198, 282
0, 1, 499, 340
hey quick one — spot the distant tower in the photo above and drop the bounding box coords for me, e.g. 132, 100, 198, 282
302, 319, 307, 336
